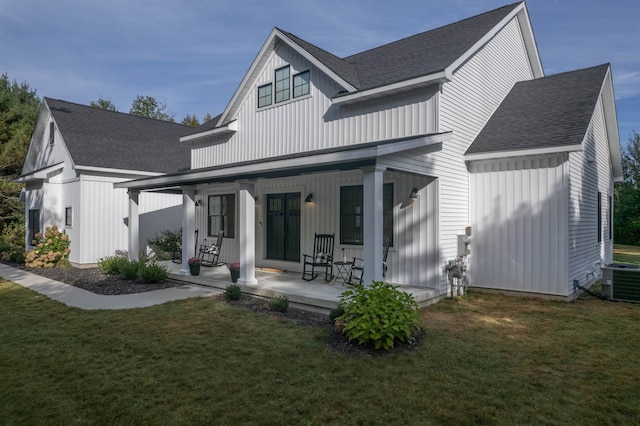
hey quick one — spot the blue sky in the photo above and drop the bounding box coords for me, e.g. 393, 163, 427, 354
1, 0, 638, 146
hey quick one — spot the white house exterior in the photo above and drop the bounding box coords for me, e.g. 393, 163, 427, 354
17, 99, 189, 264
20, 2, 620, 300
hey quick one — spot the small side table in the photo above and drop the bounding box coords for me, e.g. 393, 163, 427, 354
333, 261, 353, 286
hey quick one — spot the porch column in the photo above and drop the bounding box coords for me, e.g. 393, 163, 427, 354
238, 180, 258, 287
362, 165, 386, 286
180, 188, 197, 275
127, 190, 140, 262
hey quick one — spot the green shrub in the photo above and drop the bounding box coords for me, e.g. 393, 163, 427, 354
97, 254, 129, 275
119, 260, 140, 279
24, 225, 70, 268
329, 304, 345, 321
225, 283, 242, 300
339, 281, 421, 350
0, 220, 25, 263
139, 260, 168, 284
270, 295, 289, 313
148, 229, 181, 260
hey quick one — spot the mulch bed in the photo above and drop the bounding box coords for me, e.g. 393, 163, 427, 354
3, 262, 424, 356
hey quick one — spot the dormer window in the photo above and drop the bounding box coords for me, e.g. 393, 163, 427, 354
258, 65, 311, 109
275, 66, 290, 103
49, 122, 55, 145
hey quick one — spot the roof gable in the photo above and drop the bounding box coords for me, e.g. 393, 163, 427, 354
44, 98, 192, 174
210, 2, 539, 130
465, 64, 620, 164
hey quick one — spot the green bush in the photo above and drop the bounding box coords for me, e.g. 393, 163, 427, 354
225, 283, 242, 300
25, 225, 71, 268
0, 220, 25, 263
119, 260, 140, 279
138, 260, 168, 284
339, 281, 421, 350
148, 229, 181, 259
270, 295, 289, 313
97, 254, 129, 275
329, 304, 345, 321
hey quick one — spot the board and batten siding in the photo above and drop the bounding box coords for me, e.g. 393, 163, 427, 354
401, 15, 535, 291
568, 95, 614, 294
469, 155, 570, 295
190, 42, 438, 170
193, 170, 439, 287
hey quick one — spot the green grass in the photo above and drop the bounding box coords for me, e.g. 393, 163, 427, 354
1, 281, 640, 424
614, 244, 640, 265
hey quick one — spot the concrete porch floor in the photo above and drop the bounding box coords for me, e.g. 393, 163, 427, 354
163, 261, 442, 313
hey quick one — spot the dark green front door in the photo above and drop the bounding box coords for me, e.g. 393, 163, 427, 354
266, 193, 301, 261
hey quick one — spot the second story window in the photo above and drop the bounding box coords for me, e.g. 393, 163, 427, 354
293, 70, 310, 98
258, 84, 272, 108
275, 66, 290, 103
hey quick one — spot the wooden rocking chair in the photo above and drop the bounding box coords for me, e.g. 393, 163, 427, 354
302, 233, 335, 281
198, 230, 224, 266
347, 257, 364, 285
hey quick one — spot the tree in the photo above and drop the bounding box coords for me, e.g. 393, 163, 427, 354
90, 98, 118, 112
0, 73, 40, 230
181, 114, 200, 127
129, 95, 174, 122
202, 113, 214, 123
614, 132, 640, 245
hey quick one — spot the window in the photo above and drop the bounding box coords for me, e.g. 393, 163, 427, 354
258, 83, 272, 108
275, 66, 290, 103
208, 194, 236, 238
340, 183, 393, 245
293, 70, 310, 98
597, 192, 602, 243
49, 122, 55, 145
65, 207, 72, 227
28, 209, 40, 246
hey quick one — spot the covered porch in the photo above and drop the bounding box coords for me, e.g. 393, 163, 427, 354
116, 132, 451, 295
162, 261, 441, 311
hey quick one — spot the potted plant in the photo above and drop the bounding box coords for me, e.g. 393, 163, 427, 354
228, 262, 240, 283
188, 257, 201, 276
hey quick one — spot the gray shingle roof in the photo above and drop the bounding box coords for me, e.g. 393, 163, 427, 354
284, 2, 521, 92
466, 64, 610, 155
45, 98, 191, 173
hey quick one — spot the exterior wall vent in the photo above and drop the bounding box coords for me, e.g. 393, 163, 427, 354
602, 264, 640, 303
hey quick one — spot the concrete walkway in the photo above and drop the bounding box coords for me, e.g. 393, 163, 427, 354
0, 263, 220, 310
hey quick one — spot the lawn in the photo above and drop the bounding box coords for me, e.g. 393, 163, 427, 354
1, 280, 639, 425
614, 244, 640, 265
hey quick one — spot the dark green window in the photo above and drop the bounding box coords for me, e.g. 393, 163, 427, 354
293, 70, 310, 98
28, 209, 40, 245
340, 183, 393, 245
258, 83, 272, 108
65, 207, 72, 227
275, 66, 290, 103
208, 194, 235, 238
597, 192, 602, 243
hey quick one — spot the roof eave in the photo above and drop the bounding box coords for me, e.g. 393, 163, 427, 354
13, 162, 65, 183
179, 120, 238, 142
115, 132, 452, 191
332, 71, 451, 106
465, 144, 583, 162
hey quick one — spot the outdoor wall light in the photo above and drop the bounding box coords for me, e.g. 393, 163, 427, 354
409, 188, 419, 199
195, 199, 202, 207
305, 193, 313, 203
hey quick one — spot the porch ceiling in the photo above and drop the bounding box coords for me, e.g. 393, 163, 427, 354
115, 131, 451, 192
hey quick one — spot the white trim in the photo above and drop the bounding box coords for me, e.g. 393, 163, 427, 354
179, 120, 238, 142
13, 162, 65, 183
74, 165, 165, 177
464, 144, 583, 162
332, 71, 450, 105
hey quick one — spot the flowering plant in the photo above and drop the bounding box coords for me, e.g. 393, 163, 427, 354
188, 257, 201, 265
228, 262, 240, 272
25, 225, 71, 268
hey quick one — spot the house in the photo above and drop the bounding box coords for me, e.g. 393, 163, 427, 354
26, 1, 621, 300
16, 98, 190, 264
